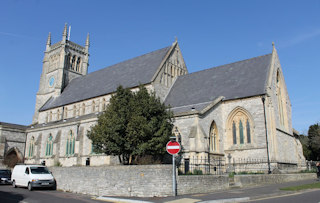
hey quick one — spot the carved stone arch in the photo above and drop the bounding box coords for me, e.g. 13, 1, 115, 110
65, 53, 71, 69
276, 69, 288, 129
173, 126, 182, 143
45, 133, 53, 156
3, 147, 23, 168
209, 120, 219, 152
76, 57, 81, 72
226, 107, 254, 147
71, 55, 76, 70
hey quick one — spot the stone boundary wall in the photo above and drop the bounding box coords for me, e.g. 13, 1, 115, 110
234, 173, 316, 187
49, 165, 316, 197
178, 175, 229, 195
50, 165, 173, 197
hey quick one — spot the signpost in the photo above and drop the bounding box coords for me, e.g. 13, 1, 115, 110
166, 140, 181, 196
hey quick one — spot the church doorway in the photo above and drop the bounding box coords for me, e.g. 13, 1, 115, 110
3, 148, 23, 168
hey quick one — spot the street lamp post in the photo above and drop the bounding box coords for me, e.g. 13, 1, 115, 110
262, 96, 271, 174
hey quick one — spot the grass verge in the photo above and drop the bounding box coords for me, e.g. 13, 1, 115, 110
280, 181, 320, 191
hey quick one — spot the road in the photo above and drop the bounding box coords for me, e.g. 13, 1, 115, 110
0, 184, 101, 203
1, 179, 320, 203
248, 189, 320, 202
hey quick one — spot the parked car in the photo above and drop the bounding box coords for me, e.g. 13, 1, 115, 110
0, 169, 11, 184
12, 164, 56, 191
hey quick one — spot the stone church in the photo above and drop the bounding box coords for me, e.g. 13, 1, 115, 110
2, 25, 305, 171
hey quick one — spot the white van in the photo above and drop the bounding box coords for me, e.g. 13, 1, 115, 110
12, 164, 56, 191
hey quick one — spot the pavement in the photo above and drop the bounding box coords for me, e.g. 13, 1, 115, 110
95, 179, 320, 203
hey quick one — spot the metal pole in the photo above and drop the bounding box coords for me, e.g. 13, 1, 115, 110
262, 96, 271, 174
172, 154, 177, 196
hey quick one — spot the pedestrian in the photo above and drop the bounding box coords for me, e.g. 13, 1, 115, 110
316, 162, 320, 180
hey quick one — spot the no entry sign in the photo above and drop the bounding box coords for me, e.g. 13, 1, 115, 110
166, 141, 181, 155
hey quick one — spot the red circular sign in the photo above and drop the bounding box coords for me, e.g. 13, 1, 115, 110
166, 141, 181, 155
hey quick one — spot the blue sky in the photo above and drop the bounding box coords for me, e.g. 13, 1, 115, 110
0, 0, 319, 134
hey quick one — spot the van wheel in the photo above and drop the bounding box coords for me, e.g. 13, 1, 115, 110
28, 183, 33, 191
12, 180, 17, 188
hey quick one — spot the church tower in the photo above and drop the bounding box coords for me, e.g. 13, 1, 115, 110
32, 24, 90, 124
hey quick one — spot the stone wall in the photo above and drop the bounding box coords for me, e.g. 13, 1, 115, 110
178, 175, 229, 195
49, 165, 230, 197
50, 165, 173, 197
234, 173, 316, 187
49, 164, 316, 197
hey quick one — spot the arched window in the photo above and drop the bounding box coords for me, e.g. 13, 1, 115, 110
276, 71, 287, 129
57, 109, 61, 120
102, 98, 107, 111
71, 56, 76, 70
209, 121, 218, 152
82, 103, 86, 115
173, 126, 181, 143
246, 119, 251, 143
28, 137, 35, 157
45, 134, 53, 156
232, 121, 237, 144
76, 57, 81, 72
239, 120, 244, 144
49, 111, 52, 122
66, 131, 75, 156
73, 105, 77, 117
64, 107, 68, 118
227, 107, 253, 147
92, 101, 96, 113
65, 53, 70, 69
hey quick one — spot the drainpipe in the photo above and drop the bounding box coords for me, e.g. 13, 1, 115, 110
262, 96, 271, 174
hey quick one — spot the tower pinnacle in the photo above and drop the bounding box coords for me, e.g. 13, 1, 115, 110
46, 32, 51, 51
62, 23, 68, 42
85, 33, 90, 51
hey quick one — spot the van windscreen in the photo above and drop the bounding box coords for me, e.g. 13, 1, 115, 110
30, 167, 50, 174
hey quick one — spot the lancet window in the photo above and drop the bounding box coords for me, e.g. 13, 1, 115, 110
92, 101, 96, 113
71, 56, 76, 70
73, 105, 77, 117
228, 107, 253, 146
276, 71, 287, 129
45, 134, 53, 156
66, 131, 75, 156
28, 137, 35, 157
82, 103, 86, 115
209, 121, 219, 152
76, 57, 81, 72
64, 107, 68, 118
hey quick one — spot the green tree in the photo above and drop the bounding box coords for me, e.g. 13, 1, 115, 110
87, 85, 173, 164
308, 123, 320, 160
297, 134, 311, 160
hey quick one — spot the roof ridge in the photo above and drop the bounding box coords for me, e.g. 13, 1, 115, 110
64, 45, 172, 89
88, 45, 171, 76
181, 53, 272, 78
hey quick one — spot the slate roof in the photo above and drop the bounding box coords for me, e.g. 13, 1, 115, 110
0, 122, 28, 130
40, 46, 172, 111
165, 54, 272, 113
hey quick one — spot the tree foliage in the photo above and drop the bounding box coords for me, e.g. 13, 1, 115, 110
307, 123, 320, 160
87, 85, 173, 164
298, 123, 320, 160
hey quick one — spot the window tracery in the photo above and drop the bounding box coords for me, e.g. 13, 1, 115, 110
28, 137, 35, 157
276, 71, 287, 129
209, 121, 219, 152
228, 107, 253, 146
66, 131, 75, 156
76, 57, 81, 72
45, 134, 53, 156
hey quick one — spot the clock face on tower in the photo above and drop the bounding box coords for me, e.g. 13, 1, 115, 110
49, 76, 55, 87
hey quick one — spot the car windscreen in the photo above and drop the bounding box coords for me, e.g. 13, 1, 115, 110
0, 170, 11, 175
30, 167, 50, 174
